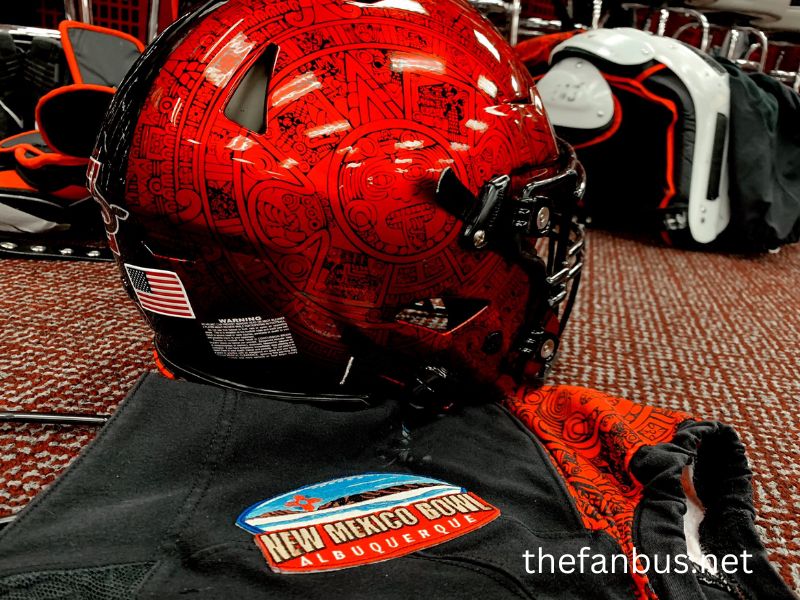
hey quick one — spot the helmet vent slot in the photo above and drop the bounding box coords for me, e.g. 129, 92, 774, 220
395, 297, 488, 332
223, 43, 279, 134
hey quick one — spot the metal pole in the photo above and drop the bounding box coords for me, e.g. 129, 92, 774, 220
79, 0, 92, 22
748, 27, 769, 72
64, 0, 93, 23
0, 411, 109, 426
63, 0, 77, 20
592, 0, 602, 30
656, 8, 669, 37
148, 0, 161, 43
723, 28, 740, 60
678, 8, 711, 53
509, 0, 522, 47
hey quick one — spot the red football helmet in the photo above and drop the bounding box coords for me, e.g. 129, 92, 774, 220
89, 0, 585, 401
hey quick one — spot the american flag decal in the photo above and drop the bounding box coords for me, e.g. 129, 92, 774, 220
124, 264, 195, 319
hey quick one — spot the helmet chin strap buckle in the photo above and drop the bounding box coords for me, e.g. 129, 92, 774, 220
436, 166, 567, 251
406, 365, 458, 415
436, 169, 511, 250
461, 174, 510, 250
514, 328, 560, 375
522, 333, 558, 362
512, 196, 554, 236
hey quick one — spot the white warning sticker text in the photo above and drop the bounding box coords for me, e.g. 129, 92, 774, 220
202, 316, 298, 359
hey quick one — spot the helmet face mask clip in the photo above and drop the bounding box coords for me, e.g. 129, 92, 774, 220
435, 138, 585, 384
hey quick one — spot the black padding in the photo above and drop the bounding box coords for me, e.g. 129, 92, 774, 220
558, 85, 674, 231
0, 191, 68, 224
0, 131, 47, 150
707, 113, 727, 201
0, 32, 23, 139
0, 104, 22, 142
554, 120, 615, 147
66, 27, 141, 86
38, 86, 114, 157
23, 37, 68, 98
645, 71, 697, 210
15, 160, 89, 194
0, 132, 47, 171
0, 131, 46, 171
0, 32, 20, 92
7, 36, 68, 131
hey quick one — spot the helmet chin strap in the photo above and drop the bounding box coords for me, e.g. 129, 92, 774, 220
337, 327, 503, 416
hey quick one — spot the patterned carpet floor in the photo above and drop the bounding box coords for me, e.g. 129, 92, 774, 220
1, 229, 798, 592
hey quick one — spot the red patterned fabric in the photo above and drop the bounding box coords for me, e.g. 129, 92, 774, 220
506, 385, 692, 599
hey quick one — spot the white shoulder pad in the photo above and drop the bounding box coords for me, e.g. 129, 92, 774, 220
550, 28, 658, 67
550, 28, 731, 244
640, 33, 731, 243
537, 58, 614, 130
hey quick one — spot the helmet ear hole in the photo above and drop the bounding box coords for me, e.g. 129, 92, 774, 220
395, 297, 488, 333
223, 43, 279, 134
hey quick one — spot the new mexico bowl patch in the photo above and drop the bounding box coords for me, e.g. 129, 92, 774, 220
236, 473, 500, 573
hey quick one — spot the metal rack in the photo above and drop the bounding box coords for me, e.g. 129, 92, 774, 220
40, 0, 162, 43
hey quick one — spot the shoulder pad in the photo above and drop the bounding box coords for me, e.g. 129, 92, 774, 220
551, 28, 657, 67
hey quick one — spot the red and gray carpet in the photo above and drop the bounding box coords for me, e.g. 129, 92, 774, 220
1, 230, 798, 592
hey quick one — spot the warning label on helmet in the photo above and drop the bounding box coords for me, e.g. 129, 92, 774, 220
202, 317, 298, 359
